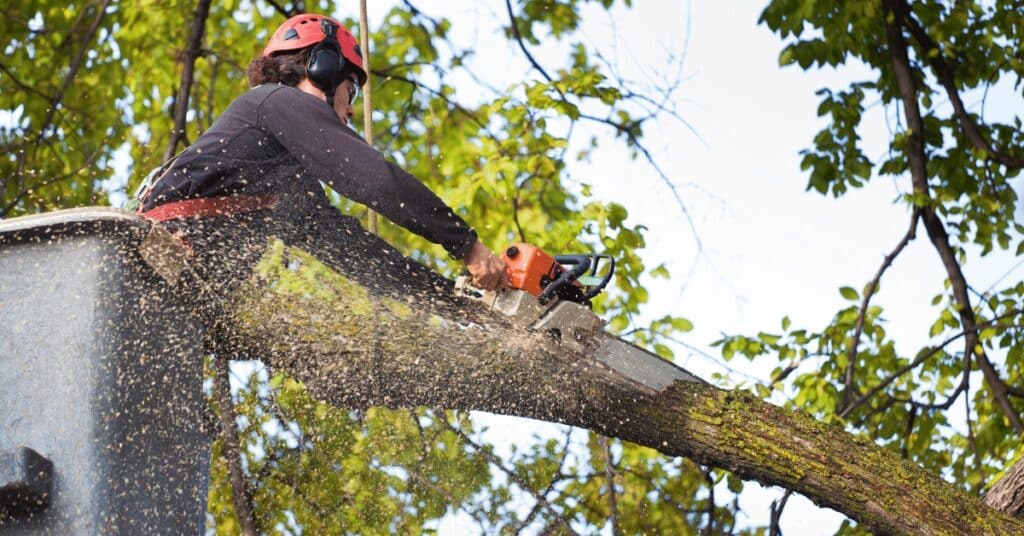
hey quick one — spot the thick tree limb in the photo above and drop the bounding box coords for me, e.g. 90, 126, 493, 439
164, 0, 212, 163
217, 240, 1024, 534
985, 455, 1024, 519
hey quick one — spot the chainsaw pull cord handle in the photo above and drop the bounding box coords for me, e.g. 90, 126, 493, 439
580, 254, 615, 300
538, 255, 591, 304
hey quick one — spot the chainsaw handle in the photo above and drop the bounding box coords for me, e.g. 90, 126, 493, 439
578, 254, 615, 300
538, 255, 591, 304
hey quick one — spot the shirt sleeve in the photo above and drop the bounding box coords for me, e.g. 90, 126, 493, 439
255, 85, 478, 260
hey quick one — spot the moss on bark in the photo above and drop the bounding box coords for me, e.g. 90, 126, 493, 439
220, 240, 1024, 535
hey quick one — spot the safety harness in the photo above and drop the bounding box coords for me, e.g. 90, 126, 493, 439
139, 194, 279, 222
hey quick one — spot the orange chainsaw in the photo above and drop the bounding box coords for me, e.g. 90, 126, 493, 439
455, 242, 702, 389
501, 243, 615, 306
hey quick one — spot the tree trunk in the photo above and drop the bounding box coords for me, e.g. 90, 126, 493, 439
219, 240, 1023, 535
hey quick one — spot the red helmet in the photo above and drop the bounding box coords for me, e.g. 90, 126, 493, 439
262, 14, 367, 86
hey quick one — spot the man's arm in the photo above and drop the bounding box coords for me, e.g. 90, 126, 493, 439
257, 85, 507, 288
256, 86, 475, 257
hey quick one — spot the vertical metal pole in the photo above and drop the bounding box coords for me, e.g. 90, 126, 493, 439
359, 0, 378, 235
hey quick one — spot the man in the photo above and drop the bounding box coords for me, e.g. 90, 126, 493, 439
139, 13, 507, 293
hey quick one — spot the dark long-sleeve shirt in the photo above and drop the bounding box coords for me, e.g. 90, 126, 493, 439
142, 83, 477, 259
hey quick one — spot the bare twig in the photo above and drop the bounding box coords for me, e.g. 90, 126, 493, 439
33, 0, 111, 145
444, 419, 579, 535
503, 0, 702, 251
515, 429, 574, 535
264, 0, 301, 18
702, 467, 715, 534
600, 436, 620, 535
202, 57, 220, 132
0, 147, 103, 217
770, 490, 791, 536
901, 406, 918, 459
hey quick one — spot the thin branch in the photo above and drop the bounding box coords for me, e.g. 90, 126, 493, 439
839, 211, 920, 412
503, 0, 702, 251
401, 0, 444, 30
702, 467, 715, 534
213, 356, 259, 536
769, 490, 791, 536
203, 57, 220, 132
901, 406, 918, 459
503, 0, 555, 84
600, 436, 620, 535
375, 70, 489, 131
900, 5, 1023, 170
0, 147, 103, 217
263, 0, 301, 18
444, 419, 579, 535
515, 428, 574, 535
33, 0, 111, 145
883, 0, 1023, 434
164, 0, 212, 163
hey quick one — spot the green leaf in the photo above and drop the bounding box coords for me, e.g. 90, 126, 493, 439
840, 286, 860, 301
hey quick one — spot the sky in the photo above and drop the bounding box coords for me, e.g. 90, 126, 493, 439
319, 0, 1022, 533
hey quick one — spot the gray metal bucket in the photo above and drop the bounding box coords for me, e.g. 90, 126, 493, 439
0, 209, 210, 534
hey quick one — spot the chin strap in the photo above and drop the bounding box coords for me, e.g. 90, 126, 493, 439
324, 89, 336, 109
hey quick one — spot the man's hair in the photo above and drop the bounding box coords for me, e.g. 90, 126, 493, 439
247, 48, 312, 87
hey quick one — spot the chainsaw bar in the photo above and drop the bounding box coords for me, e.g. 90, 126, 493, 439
455, 279, 704, 392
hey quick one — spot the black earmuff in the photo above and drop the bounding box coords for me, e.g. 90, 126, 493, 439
306, 19, 347, 106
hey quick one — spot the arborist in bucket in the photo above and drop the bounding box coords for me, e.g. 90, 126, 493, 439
136, 13, 508, 296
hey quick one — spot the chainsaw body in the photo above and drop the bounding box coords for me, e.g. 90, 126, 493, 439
501, 243, 614, 306
456, 243, 615, 351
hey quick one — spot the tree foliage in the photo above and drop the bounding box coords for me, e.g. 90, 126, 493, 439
3, 0, 1023, 533
2, 0, 719, 533
718, 0, 1023, 530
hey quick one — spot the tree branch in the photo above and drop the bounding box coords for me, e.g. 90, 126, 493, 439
769, 490, 791, 536
213, 357, 259, 536
899, 2, 1024, 171
599, 435, 620, 535
444, 419, 579, 535
33, 0, 111, 145
882, 0, 1023, 434
985, 456, 1024, 518
839, 210, 919, 412
164, 0, 212, 163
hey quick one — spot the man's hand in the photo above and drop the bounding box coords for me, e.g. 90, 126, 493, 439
464, 239, 509, 291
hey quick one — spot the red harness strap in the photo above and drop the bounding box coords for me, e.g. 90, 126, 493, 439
139, 194, 279, 222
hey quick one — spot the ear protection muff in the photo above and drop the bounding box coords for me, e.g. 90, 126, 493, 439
306, 19, 346, 107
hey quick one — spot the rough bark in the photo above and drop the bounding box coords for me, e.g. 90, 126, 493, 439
985, 456, 1024, 519
217, 240, 1024, 535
